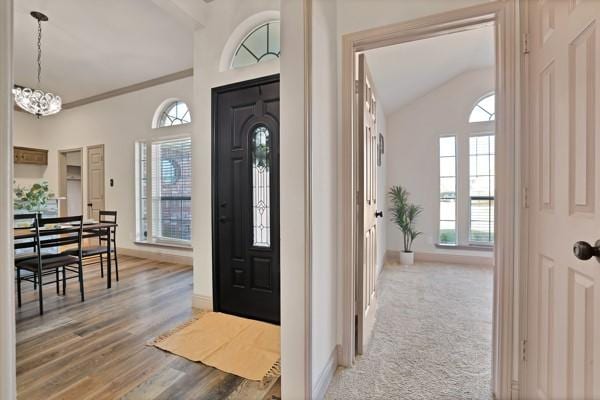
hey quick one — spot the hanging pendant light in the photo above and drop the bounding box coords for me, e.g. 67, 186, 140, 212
13, 11, 62, 117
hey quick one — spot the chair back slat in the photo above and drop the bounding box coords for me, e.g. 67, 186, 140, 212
38, 216, 83, 252
14, 213, 40, 226
99, 211, 117, 223
39, 236, 81, 248
40, 215, 83, 226
14, 213, 39, 253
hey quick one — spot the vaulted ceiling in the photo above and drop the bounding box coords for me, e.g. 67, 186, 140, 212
14, 0, 197, 103
365, 25, 495, 116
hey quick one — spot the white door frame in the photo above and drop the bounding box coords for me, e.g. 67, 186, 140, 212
339, 1, 525, 398
0, 0, 16, 398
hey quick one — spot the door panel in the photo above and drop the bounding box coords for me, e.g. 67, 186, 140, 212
527, 1, 600, 398
87, 145, 105, 220
356, 54, 378, 354
213, 76, 280, 324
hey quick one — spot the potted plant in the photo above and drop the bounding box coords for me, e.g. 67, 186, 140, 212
13, 181, 53, 213
388, 185, 422, 265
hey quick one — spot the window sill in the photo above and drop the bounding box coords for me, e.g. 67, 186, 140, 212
435, 243, 493, 252
134, 240, 193, 251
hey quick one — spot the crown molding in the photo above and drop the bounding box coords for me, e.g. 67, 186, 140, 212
62, 68, 193, 110
12, 68, 194, 115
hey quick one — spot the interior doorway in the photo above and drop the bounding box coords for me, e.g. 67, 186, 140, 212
338, 3, 521, 399
58, 149, 83, 217
335, 23, 497, 399
212, 74, 281, 324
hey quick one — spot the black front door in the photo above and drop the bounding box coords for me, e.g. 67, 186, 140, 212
212, 75, 280, 324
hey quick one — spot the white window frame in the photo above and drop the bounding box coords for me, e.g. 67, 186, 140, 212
151, 98, 192, 130
230, 20, 281, 69
468, 132, 495, 247
135, 134, 192, 248
436, 130, 495, 249
468, 92, 496, 123
437, 134, 458, 246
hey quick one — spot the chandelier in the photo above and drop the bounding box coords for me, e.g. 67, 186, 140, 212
13, 11, 61, 117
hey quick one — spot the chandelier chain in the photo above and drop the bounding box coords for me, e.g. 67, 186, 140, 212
37, 18, 42, 85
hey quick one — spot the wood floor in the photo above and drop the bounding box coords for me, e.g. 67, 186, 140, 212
16, 255, 281, 400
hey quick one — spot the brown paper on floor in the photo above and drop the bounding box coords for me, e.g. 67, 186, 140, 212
151, 312, 280, 382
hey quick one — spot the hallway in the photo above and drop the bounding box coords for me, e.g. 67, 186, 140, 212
326, 262, 492, 400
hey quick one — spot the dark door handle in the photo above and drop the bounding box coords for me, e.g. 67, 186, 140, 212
219, 216, 228, 223
573, 240, 600, 261
375, 211, 383, 218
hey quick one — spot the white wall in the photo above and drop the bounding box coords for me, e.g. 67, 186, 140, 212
13, 113, 48, 187
280, 1, 310, 396
375, 99, 387, 277
13, 77, 194, 258
385, 67, 494, 256
311, 0, 338, 394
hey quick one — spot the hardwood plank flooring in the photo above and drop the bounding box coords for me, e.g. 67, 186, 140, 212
16, 256, 280, 400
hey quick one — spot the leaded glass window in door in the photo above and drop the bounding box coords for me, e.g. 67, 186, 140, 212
252, 126, 271, 247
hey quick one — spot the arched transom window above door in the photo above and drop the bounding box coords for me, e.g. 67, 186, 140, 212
156, 100, 191, 128
231, 21, 280, 69
469, 93, 495, 123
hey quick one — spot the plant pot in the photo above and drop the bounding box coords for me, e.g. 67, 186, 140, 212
399, 251, 414, 265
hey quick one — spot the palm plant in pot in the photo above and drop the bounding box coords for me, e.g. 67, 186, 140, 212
388, 185, 422, 265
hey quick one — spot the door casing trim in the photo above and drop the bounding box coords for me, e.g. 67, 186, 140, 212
0, 0, 16, 397
210, 73, 281, 317
339, 2, 524, 399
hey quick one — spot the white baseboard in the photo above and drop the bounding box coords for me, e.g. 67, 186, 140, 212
312, 345, 339, 400
117, 247, 193, 266
386, 250, 493, 267
191, 293, 213, 310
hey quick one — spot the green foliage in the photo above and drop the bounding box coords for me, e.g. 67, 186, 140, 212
13, 181, 53, 212
439, 230, 456, 245
388, 185, 423, 253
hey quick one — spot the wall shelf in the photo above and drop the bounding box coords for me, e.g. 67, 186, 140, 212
14, 146, 48, 165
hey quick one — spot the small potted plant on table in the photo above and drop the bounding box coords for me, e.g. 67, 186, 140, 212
388, 185, 422, 265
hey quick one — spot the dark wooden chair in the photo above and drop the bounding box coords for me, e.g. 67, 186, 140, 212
14, 213, 40, 296
15, 215, 84, 315
67, 211, 119, 281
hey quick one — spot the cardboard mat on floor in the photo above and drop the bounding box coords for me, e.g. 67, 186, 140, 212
150, 311, 280, 382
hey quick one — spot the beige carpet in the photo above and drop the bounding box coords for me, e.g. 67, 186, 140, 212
326, 262, 493, 400
151, 312, 280, 381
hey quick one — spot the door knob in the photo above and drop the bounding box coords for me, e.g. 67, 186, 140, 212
375, 211, 383, 218
219, 216, 228, 223
573, 240, 600, 261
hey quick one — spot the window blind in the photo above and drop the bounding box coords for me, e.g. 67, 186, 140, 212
136, 137, 192, 244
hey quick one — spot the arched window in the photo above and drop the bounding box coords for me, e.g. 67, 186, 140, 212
232, 21, 280, 69
157, 101, 191, 128
469, 93, 495, 122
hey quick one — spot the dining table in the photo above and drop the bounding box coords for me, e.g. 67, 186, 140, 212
14, 221, 119, 289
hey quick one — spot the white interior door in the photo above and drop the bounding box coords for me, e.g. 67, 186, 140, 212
356, 54, 378, 355
87, 145, 105, 220
527, 1, 600, 398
